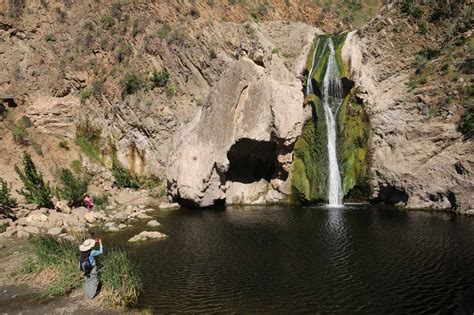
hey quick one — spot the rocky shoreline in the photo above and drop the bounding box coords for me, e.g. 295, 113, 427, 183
0, 189, 179, 243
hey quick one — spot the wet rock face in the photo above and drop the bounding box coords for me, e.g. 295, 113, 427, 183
166, 55, 305, 207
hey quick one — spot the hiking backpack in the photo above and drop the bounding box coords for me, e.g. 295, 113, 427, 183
80, 254, 93, 275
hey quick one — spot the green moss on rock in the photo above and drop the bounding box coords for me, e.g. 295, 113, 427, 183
291, 96, 328, 203
337, 95, 370, 200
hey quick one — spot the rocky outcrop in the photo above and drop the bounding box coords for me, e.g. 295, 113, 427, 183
128, 231, 167, 242
341, 3, 473, 213
166, 48, 309, 207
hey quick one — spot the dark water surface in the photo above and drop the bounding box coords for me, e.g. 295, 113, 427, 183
106, 204, 474, 313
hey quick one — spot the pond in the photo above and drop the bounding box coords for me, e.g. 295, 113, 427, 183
103, 204, 474, 313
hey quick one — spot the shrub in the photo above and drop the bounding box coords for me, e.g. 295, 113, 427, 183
459, 106, 474, 138
90, 79, 104, 98
75, 120, 102, 163
19, 235, 142, 306
112, 159, 139, 189
120, 72, 145, 95
244, 23, 257, 39
0, 178, 17, 209
460, 58, 474, 74
92, 192, 110, 211
189, 6, 200, 18
418, 20, 427, 34
57, 168, 89, 207
115, 42, 132, 64
410, 5, 423, 19
271, 47, 282, 55
79, 89, 91, 103
418, 48, 440, 60
150, 68, 169, 88
209, 48, 217, 59
15, 152, 53, 208
158, 23, 171, 39
250, 3, 269, 20
195, 97, 204, 107
131, 19, 143, 37
110, 2, 122, 18
101, 15, 115, 28
11, 123, 30, 145
400, 0, 412, 15
165, 82, 176, 97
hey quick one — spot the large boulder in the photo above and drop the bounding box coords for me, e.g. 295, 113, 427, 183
55, 201, 72, 214
128, 231, 167, 242
166, 56, 306, 207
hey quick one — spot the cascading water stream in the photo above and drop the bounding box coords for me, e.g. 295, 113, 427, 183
307, 37, 344, 206
322, 38, 343, 206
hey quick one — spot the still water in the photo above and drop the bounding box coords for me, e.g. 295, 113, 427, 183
107, 204, 474, 313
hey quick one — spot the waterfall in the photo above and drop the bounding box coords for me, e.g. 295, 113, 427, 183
322, 38, 343, 206
306, 36, 343, 206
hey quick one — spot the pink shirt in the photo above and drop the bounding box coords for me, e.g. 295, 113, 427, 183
84, 197, 94, 207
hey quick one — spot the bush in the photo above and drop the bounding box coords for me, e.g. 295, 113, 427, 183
20, 236, 141, 306
411, 5, 423, 19
57, 168, 89, 207
460, 58, 474, 74
418, 48, 440, 60
165, 82, 176, 97
419, 20, 427, 34
244, 23, 257, 39
101, 15, 115, 28
15, 152, 53, 208
158, 23, 171, 39
120, 73, 145, 95
150, 68, 169, 88
90, 79, 104, 98
112, 159, 139, 189
75, 120, 102, 163
0, 178, 17, 209
44, 34, 55, 42
11, 116, 33, 145
92, 192, 110, 211
271, 47, 282, 55
115, 42, 132, 64
459, 106, 474, 138
79, 89, 91, 103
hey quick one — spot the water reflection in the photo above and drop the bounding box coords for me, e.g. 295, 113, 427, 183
103, 204, 474, 313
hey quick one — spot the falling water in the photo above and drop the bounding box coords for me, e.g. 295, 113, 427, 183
322, 38, 343, 206
306, 37, 343, 206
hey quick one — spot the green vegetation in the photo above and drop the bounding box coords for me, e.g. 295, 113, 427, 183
15, 152, 53, 208
244, 23, 257, 39
91, 79, 104, 98
337, 95, 370, 199
75, 120, 102, 163
92, 192, 110, 211
165, 82, 176, 97
11, 116, 33, 146
271, 47, 282, 55
116, 41, 132, 64
120, 72, 145, 95
291, 96, 328, 203
79, 89, 91, 103
112, 159, 139, 189
19, 235, 141, 307
418, 48, 440, 60
101, 15, 115, 28
249, 3, 269, 21
0, 178, 17, 209
57, 168, 89, 207
459, 106, 474, 138
150, 68, 170, 88
158, 23, 171, 39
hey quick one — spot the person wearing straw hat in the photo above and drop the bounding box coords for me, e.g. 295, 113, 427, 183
79, 238, 103, 299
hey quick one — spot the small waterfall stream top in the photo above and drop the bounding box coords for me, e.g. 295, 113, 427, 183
306, 37, 344, 206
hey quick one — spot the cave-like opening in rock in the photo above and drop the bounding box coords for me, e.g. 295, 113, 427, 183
226, 139, 277, 184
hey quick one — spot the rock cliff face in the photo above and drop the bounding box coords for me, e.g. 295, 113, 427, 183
341, 3, 473, 213
167, 24, 316, 207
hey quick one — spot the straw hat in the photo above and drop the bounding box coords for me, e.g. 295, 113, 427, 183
79, 239, 96, 252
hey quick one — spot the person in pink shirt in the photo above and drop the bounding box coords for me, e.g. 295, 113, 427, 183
83, 194, 94, 211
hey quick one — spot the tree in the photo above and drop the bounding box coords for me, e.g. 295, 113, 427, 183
57, 168, 89, 207
0, 178, 17, 209
15, 152, 53, 208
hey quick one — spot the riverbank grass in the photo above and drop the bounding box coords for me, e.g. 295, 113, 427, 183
17, 235, 141, 307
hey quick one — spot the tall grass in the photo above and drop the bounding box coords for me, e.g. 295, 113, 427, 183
18, 235, 142, 307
